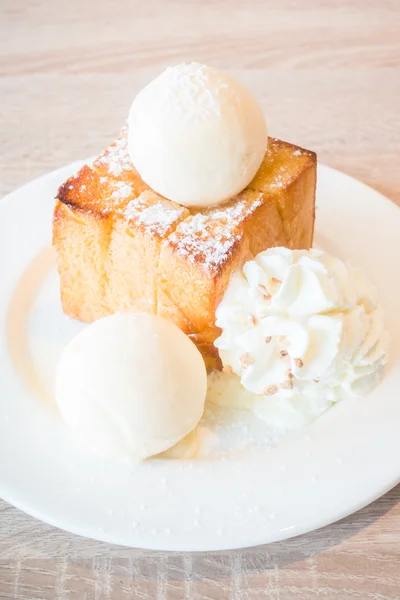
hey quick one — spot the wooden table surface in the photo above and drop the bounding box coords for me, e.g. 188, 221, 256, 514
1, 0, 400, 598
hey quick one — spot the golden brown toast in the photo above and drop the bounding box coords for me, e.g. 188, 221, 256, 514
53, 126, 316, 370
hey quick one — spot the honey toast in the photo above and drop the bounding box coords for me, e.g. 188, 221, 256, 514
53, 127, 316, 370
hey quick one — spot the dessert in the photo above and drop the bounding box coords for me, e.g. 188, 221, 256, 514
52, 62, 390, 458
206, 369, 333, 430
56, 313, 207, 459
215, 247, 390, 401
53, 65, 317, 370
128, 63, 268, 207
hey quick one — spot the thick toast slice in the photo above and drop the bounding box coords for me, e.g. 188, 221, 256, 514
53, 127, 316, 369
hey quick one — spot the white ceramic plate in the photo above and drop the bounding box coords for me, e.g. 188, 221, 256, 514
0, 161, 399, 551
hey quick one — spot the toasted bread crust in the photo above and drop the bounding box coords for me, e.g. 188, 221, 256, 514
53, 127, 316, 370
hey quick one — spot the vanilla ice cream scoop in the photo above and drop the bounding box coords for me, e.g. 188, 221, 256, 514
56, 313, 207, 460
215, 248, 390, 401
128, 62, 268, 207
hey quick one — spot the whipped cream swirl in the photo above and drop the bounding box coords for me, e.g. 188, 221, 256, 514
215, 248, 389, 401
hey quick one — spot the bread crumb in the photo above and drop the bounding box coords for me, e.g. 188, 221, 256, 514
280, 379, 293, 390
264, 384, 278, 396
240, 353, 255, 369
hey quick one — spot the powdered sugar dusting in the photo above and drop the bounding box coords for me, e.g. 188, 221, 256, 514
97, 126, 132, 176
269, 176, 284, 189
157, 63, 226, 122
265, 163, 289, 189
166, 192, 264, 273
251, 138, 312, 194
125, 192, 186, 236
208, 193, 263, 223
168, 213, 241, 273
111, 183, 133, 202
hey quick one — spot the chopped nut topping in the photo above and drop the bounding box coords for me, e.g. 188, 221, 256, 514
280, 350, 289, 359
271, 277, 282, 285
223, 365, 233, 375
280, 379, 294, 390
294, 358, 304, 368
248, 314, 258, 327
240, 353, 255, 369
257, 284, 271, 301
265, 336, 272, 344
287, 370, 294, 380
314, 379, 319, 384
264, 384, 278, 396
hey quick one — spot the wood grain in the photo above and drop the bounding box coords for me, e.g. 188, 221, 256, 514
1, 0, 400, 598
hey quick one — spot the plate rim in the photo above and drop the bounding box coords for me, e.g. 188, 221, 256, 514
0, 160, 399, 552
